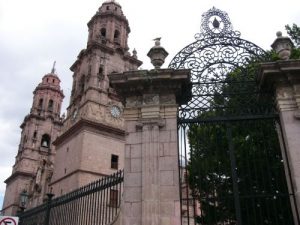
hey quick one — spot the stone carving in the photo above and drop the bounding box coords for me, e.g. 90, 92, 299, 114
143, 94, 159, 105
126, 96, 142, 107
277, 86, 294, 99
160, 94, 176, 104
271, 31, 293, 60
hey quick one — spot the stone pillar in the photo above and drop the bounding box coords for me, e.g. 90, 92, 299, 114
109, 69, 191, 225
259, 59, 300, 218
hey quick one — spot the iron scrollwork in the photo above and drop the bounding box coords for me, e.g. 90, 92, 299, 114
169, 7, 272, 120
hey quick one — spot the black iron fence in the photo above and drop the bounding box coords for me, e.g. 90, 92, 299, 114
178, 119, 298, 225
19, 170, 124, 225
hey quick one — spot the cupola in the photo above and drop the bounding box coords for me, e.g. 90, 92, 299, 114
87, 0, 130, 50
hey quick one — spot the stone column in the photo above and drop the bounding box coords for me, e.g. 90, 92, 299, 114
109, 69, 191, 225
259, 59, 300, 218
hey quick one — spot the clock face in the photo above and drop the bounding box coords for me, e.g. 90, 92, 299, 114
110, 105, 121, 118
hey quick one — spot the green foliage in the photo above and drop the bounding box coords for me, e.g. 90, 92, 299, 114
187, 56, 294, 224
268, 24, 300, 60
187, 24, 299, 224
291, 48, 300, 59
285, 23, 300, 47
284, 23, 300, 59
188, 117, 292, 224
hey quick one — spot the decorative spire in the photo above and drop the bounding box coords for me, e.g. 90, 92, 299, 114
51, 61, 56, 74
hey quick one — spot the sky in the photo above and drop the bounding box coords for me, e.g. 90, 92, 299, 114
0, 0, 300, 209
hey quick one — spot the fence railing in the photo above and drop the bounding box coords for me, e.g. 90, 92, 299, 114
19, 170, 124, 225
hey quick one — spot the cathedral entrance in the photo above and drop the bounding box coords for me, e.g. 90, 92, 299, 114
169, 7, 299, 225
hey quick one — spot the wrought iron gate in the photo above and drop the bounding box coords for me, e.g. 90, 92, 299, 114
169, 7, 299, 225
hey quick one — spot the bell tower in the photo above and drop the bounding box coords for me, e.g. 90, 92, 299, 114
2, 65, 64, 216
50, 0, 142, 196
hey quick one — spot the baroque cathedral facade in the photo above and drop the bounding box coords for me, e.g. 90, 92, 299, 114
1, 0, 142, 216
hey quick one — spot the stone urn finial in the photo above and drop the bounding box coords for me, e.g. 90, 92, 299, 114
271, 31, 294, 60
147, 37, 169, 69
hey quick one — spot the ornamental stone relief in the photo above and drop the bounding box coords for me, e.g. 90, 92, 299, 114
143, 94, 159, 105
160, 94, 176, 104
126, 96, 142, 107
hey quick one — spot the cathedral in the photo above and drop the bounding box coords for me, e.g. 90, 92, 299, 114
1, 0, 142, 216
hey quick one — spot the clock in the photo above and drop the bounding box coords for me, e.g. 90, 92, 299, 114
110, 105, 121, 118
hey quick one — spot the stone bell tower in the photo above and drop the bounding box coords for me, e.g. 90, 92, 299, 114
2, 65, 64, 216
50, 0, 142, 196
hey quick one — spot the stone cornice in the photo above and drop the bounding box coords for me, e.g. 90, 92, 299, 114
86, 42, 142, 66
70, 44, 142, 72
259, 59, 300, 117
49, 169, 109, 186
53, 118, 125, 146
87, 13, 130, 33
86, 42, 115, 55
20, 113, 63, 129
33, 86, 64, 98
108, 68, 192, 105
122, 54, 143, 67
258, 59, 300, 88
5, 171, 35, 184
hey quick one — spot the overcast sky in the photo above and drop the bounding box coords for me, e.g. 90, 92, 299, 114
0, 0, 300, 209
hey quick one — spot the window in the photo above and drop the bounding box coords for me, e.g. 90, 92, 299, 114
114, 30, 120, 39
99, 66, 103, 75
114, 30, 120, 44
98, 66, 104, 81
38, 98, 43, 109
79, 76, 85, 95
109, 190, 118, 207
41, 134, 51, 148
48, 99, 54, 112
23, 135, 27, 144
111, 154, 118, 169
100, 28, 106, 38
33, 131, 37, 139
88, 65, 92, 76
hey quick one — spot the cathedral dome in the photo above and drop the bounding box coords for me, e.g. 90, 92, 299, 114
103, 0, 121, 6
98, 0, 124, 16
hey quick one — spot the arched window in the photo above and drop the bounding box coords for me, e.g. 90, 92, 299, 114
98, 66, 104, 81
41, 134, 51, 148
114, 30, 120, 39
79, 76, 85, 95
88, 65, 92, 76
38, 98, 43, 109
48, 99, 54, 112
114, 30, 120, 44
33, 131, 37, 139
100, 28, 106, 38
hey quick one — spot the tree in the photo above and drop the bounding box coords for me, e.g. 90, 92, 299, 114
285, 23, 300, 59
187, 51, 295, 224
285, 23, 300, 47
